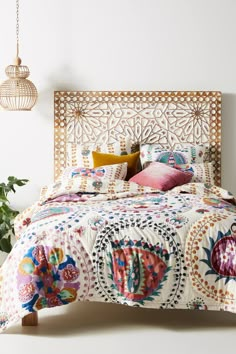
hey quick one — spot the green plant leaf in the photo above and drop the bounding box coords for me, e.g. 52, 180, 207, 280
0, 203, 19, 218
0, 186, 8, 202
0, 237, 12, 253
0, 176, 28, 254
7, 177, 28, 193
0, 223, 10, 239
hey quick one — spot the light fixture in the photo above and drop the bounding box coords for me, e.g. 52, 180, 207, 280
0, 0, 38, 111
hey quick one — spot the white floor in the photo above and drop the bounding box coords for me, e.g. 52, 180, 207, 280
2, 302, 236, 354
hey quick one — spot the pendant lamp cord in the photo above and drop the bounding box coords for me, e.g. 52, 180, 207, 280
16, 0, 19, 58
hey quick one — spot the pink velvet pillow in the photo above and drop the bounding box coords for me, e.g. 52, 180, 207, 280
129, 162, 192, 191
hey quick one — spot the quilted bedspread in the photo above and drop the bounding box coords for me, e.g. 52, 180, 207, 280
0, 177, 236, 332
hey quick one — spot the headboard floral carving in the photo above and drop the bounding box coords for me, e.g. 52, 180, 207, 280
54, 91, 221, 185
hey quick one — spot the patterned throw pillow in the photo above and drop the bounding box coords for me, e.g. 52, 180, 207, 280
129, 162, 192, 191
174, 163, 214, 185
67, 136, 131, 168
140, 144, 207, 168
59, 163, 128, 182
92, 151, 140, 180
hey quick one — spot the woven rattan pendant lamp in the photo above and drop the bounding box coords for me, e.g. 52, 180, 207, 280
0, 0, 38, 111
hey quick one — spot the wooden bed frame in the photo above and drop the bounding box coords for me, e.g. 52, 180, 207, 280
22, 90, 222, 326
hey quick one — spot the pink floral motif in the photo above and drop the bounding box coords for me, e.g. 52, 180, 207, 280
75, 226, 85, 237
32, 245, 47, 263
23, 218, 31, 226
61, 264, 80, 281
18, 283, 35, 302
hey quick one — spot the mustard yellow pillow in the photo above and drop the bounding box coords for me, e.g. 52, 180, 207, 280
92, 151, 140, 180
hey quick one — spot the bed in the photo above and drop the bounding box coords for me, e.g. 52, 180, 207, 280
1, 90, 236, 333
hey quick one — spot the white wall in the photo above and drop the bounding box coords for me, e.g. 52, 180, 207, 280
0, 0, 235, 211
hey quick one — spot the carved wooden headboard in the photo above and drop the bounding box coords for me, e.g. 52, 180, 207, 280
54, 91, 221, 185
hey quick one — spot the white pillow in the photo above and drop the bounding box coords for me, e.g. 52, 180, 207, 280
174, 162, 215, 185
67, 136, 131, 168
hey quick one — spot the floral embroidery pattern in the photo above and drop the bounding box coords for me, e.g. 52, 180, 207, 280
166, 215, 188, 229
72, 167, 106, 178
201, 223, 236, 283
186, 215, 236, 304
203, 198, 236, 213
31, 206, 74, 223
93, 218, 186, 307
187, 298, 207, 310
92, 180, 103, 190
108, 239, 171, 303
23, 218, 31, 226
17, 246, 80, 311
155, 151, 187, 165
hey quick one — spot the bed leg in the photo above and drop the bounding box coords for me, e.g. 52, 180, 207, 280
22, 312, 38, 326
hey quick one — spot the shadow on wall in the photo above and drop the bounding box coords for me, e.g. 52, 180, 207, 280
35, 66, 87, 120
221, 93, 236, 195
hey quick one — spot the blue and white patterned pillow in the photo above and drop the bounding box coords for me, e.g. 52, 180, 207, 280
140, 144, 208, 169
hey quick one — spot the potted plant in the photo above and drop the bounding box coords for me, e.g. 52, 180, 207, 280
0, 176, 28, 254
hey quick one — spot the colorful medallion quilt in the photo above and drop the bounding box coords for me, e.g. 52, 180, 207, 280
0, 177, 236, 332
